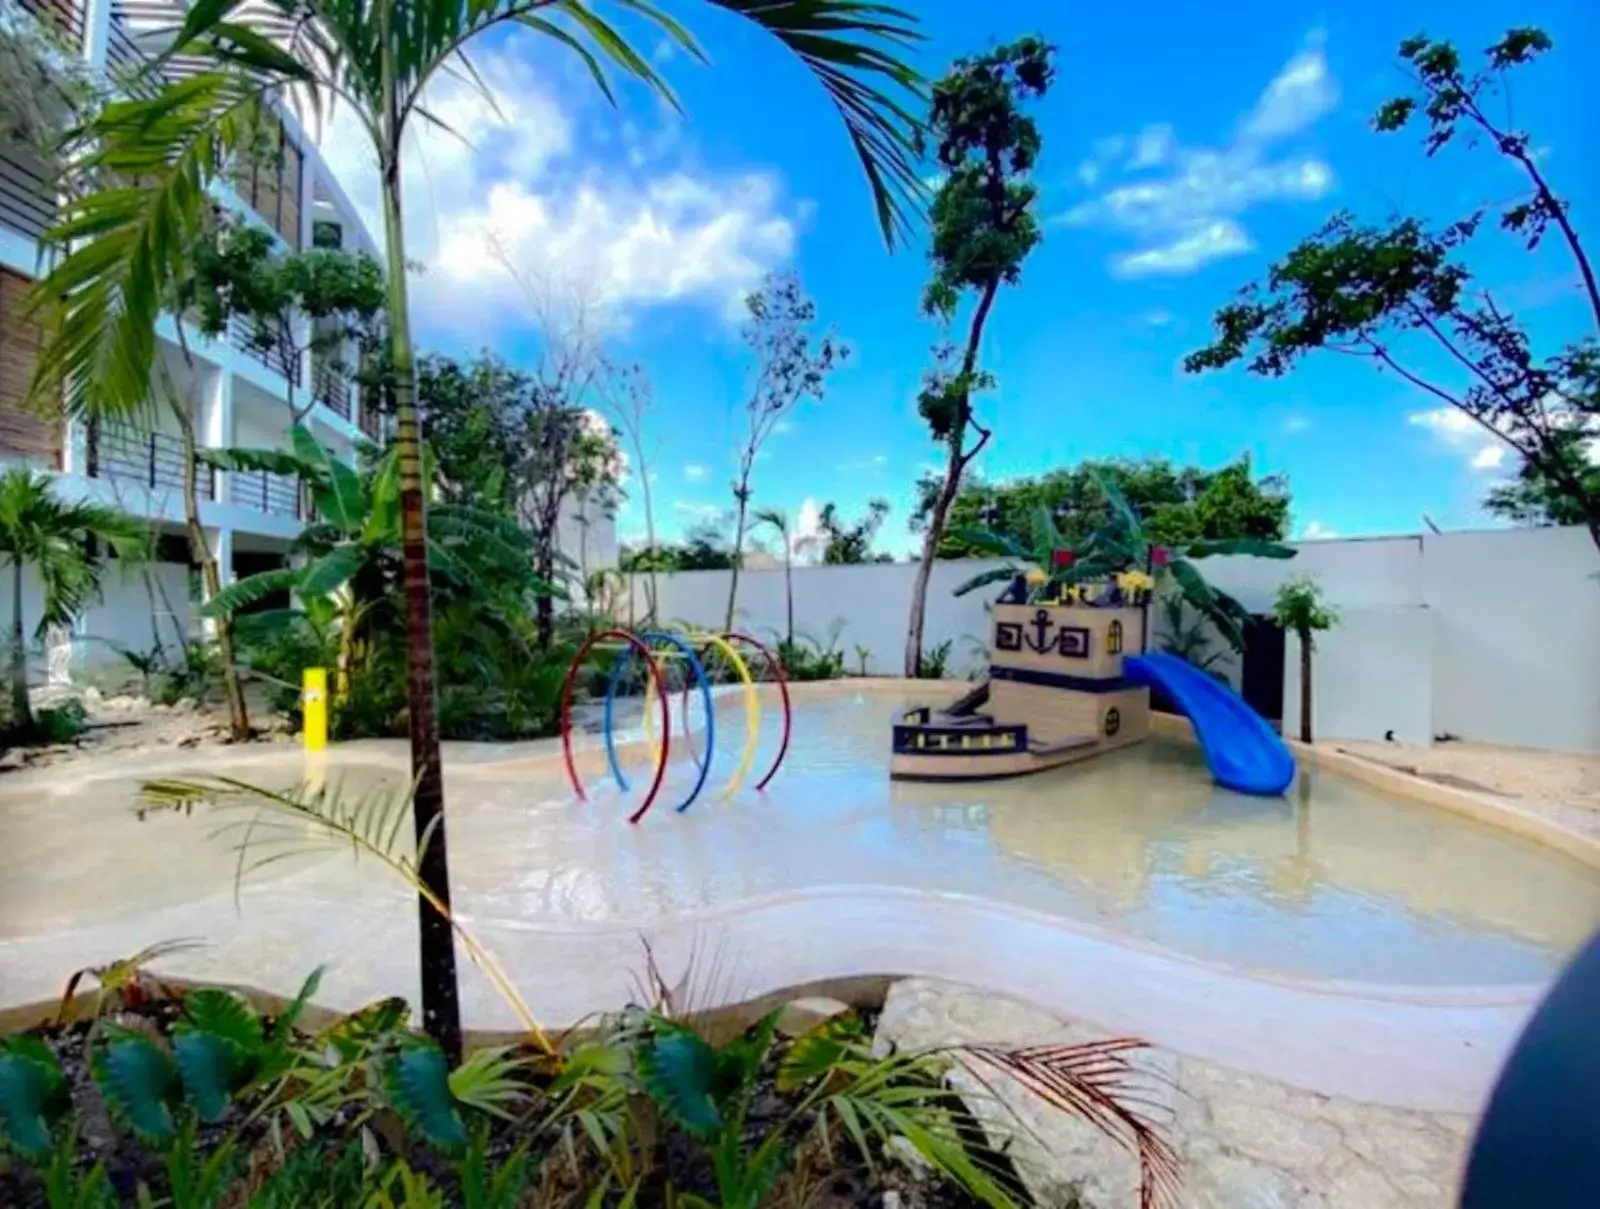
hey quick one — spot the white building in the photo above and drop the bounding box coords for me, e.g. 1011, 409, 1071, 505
1, 0, 379, 675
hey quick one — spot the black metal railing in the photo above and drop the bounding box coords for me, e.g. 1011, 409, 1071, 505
0, 140, 55, 240
18, 0, 85, 49
87, 421, 214, 499
229, 468, 302, 518
227, 314, 294, 380
313, 356, 351, 419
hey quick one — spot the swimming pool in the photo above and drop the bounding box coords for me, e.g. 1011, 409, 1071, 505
2, 688, 1596, 993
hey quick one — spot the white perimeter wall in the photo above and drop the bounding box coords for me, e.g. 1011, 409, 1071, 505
630, 525, 1600, 754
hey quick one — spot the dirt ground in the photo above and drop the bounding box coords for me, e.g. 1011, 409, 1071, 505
1337, 739, 1600, 812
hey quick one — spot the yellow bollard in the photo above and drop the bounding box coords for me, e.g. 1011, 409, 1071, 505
303, 667, 328, 753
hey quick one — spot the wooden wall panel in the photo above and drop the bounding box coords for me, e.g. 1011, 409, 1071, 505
0, 268, 60, 464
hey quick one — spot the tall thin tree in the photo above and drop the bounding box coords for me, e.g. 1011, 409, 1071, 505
903, 38, 1054, 675
25, 0, 923, 1061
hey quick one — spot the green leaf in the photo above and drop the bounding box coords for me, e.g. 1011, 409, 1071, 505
91, 1031, 179, 1144
386, 1042, 468, 1153
321, 997, 410, 1064
291, 425, 365, 529
171, 1030, 236, 1121
1028, 504, 1061, 562
777, 1012, 866, 1092
1170, 558, 1245, 653
952, 566, 1021, 597
715, 1010, 782, 1097
270, 966, 322, 1044
0, 1037, 68, 1159
298, 544, 368, 597
182, 988, 263, 1051
200, 445, 307, 477
448, 1047, 527, 1120
203, 567, 299, 618
636, 1027, 721, 1138
944, 527, 1030, 559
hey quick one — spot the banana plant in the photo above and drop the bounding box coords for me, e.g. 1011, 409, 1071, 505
951, 472, 1295, 652
205, 425, 558, 689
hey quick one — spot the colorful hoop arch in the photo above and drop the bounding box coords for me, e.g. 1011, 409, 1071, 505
723, 632, 792, 791
604, 631, 716, 814
560, 629, 671, 825
667, 634, 761, 800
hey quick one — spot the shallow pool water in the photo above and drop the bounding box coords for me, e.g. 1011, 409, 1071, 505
3, 690, 1598, 988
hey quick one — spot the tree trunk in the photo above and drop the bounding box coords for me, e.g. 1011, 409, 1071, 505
723, 489, 749, 635
904, 467, 960, 675
903, 280, 1000, 676
535, 549, 556, 650
164, 383, 249, 741
383, 157, 462, 1064
10, 559, 32, 733
783, 541, 794, 647
1298, 631, 1313, 744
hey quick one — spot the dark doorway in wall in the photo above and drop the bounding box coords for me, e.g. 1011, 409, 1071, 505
232, 551, 290, 615
1240, 615, 1285, 726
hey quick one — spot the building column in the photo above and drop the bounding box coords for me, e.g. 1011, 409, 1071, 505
81, 0, 113, 69
200, 368, 234, 504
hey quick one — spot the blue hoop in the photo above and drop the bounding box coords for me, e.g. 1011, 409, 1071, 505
603, 631, 715, 813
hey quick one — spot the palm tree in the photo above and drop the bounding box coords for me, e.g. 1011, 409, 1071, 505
0, 470, 142, 736
949, 474, 1296, 652
751, 506, 795, 647
1271, 574, 1338, 743
26, 3, 923, 1058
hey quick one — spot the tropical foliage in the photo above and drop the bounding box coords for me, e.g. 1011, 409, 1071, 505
950, 472, 1295, 652
1185, 28, 1599, 551
0, 470, 142, 739
920, 455, 1291, 557
818, 498, 894, 564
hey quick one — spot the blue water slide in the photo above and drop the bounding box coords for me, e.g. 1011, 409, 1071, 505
1122, 651, 1295, 796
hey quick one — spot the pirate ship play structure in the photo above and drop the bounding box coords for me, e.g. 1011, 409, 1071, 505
890, 570, 1296, 796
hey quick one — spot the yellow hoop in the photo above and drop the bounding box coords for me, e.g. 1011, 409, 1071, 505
642, 634, 761, 800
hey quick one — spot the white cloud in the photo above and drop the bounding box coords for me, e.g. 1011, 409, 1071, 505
683, 463, 708, 482
1126, 123, 1176, 169
1141, 308, 1175, 328
315, 52, 797, 339
1057, 32, 1337, 278
1408, 407, 1511, 473
792, 497, 825, 564
836, 453, 887, 471
1471, 445, 1507, 471
1115, 220, 1252, 277
1282, 415, 1312, 434
1240, 32, 1339, 142
673, 500, 724, 521
1300, 520, 1338, 539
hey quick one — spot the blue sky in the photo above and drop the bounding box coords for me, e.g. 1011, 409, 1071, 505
324, 0, 1599, 555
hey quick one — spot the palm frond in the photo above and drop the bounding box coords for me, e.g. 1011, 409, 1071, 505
963, 1040, 1182, 1209
136, 775, 551, 1052
945, 527, 1030, 560
1184, 537, 1297, 560
297, 544, 368, 597
708, 0, 926, 246
26, 72, 280, 421
1028, 505, 1061, 561
200, 446, 310, 477
953, 565, 1021, 597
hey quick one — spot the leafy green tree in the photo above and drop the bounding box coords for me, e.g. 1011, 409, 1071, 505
27, 0, 922, 1061
0, 470, 141, 736
917, 455, 1289, 557
905, 37, 1054, 675
951, 473, 1295, 653
1272, 575, 1339, 743
415, 352, 524, 513
818, 498, 892, 564
1484, 429, 1600, 527
1185, 28, 1599, 551
725, 273, 848, 631
183, 219, 387, 424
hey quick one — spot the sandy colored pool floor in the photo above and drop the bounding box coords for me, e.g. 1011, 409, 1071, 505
1336, 740, 1600, 811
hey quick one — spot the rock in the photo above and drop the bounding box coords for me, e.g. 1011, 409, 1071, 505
83, 686, 103, 706
777, 995, 853, 1037
172, 698, 198, 714
104, 695, 140, 712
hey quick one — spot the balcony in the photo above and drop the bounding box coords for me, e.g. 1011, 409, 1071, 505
228, 467, 303, 519
18, 0, 85, 50
87, 420, 214, 500
227, 314, 295, 381
312, 355, 351, 420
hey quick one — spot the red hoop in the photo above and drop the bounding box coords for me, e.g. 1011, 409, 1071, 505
560, 629, 672, 824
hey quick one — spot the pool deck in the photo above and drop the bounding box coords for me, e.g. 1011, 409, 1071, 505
2, 678, 1592, 1121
